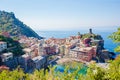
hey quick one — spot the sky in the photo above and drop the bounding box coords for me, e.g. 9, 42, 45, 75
0, 0, 120, 31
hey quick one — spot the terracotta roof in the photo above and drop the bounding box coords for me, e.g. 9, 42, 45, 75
0, 65, 9, 70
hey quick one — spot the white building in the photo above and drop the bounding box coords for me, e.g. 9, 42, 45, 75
1, 52, 13, 62
0, 41, 7, 52
23, 48, 33, 56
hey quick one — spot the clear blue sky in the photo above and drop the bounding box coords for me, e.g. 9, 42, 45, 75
0, 0, 120, 31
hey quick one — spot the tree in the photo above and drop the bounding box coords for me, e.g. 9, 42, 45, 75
109, 27, 120, 52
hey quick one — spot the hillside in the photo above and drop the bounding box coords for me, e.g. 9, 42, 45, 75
0, 11, 42, 39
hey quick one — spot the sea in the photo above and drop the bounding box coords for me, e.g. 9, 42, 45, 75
36, 28, 119, 56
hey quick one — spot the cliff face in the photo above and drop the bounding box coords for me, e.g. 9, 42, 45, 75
79, 29, 115, 62
0, 11, 42, 39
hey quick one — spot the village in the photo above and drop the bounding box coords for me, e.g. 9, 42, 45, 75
0, 29, 114, 72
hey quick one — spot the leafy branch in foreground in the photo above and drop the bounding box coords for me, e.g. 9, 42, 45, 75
109, 27, 120, 52
0, 57, 120, 80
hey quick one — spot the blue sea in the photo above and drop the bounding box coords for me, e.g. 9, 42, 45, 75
36, 29, 118, 55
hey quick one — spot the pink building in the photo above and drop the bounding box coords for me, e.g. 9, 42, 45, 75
69, 47, 97, 62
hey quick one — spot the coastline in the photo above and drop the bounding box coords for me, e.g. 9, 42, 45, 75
37, 31, 117, 52
56, 57, 109, 69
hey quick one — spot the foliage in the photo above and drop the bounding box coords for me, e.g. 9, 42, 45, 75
109, 27, 120, 52
81, 33, 103, 40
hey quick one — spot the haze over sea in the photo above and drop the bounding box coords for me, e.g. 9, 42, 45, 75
36, 27, 119, 55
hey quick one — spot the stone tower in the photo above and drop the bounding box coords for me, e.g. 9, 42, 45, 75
38, 39, 44, 55
89, 28, 93, 34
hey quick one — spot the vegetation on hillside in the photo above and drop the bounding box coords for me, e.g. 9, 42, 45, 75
0, 11, 42, 39
80, 33, 103, 40
0, 35, 24, 56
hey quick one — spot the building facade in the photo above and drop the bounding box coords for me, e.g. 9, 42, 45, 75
32, 56, 47, 70
1, 52, 13, 62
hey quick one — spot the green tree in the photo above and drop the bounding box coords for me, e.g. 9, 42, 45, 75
109, 27, 120, 52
